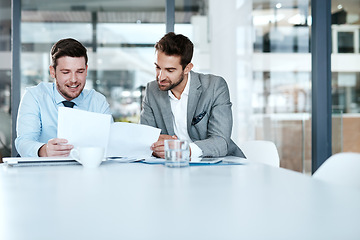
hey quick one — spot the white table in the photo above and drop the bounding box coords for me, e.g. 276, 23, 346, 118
1, 159, 360, 240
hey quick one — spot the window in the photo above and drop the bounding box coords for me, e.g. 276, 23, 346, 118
0, 0, 11, 159
331, 1, 360, 155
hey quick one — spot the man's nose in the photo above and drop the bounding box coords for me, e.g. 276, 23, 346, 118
158, 70, 166, 80
70, 74, 76, 82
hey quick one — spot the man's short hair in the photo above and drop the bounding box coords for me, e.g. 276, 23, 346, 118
155, 32, 194, 69
50, 38, 88, 69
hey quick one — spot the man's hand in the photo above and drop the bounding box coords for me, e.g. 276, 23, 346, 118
38, 138, 74, 157
151, 134, 177, 158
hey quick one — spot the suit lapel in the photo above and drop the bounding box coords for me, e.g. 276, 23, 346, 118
187, 71, 202, 132
157, 88, 175, 135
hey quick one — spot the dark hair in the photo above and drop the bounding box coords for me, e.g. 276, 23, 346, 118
50, 38, 88, 69
155, 32, 194, 69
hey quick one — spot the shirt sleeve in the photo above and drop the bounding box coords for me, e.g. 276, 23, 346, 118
15, 91, 45, 157
190, 142, 203, 158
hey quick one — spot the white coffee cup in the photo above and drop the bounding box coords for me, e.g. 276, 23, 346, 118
70, 147, 105, 169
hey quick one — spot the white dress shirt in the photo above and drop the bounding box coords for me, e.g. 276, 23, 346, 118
168, 74, 203, 158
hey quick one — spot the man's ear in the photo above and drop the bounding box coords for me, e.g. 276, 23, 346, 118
49, 66, 56, 79
184, 63, 193, 74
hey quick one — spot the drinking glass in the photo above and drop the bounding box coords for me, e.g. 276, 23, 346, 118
164, 140, 190, 167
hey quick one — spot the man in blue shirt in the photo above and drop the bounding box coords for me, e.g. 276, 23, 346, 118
15, 38, 111, 157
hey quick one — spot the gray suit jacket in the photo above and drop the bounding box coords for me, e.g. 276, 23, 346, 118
140, 71, 245, 158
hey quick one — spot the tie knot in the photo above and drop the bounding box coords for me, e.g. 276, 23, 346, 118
62, 101, 75, 108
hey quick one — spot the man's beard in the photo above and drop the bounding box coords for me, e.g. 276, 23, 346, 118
56, 80, 83, 100
157, 72, 184, 91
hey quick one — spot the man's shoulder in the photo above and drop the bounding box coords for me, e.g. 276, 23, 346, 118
145, 80, 160, 94
27, 82, 53, 90
81, 88, 107, 101
147, 80, 159, 88
192, 71, 227, 88
25, 82, 54, 96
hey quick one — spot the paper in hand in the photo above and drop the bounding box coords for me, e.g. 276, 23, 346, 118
107, 122, 161, 158
57, 107, 112, 151
58, 108, 161, 159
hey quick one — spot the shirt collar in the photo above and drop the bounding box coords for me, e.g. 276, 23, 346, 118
168, 73, 191, 100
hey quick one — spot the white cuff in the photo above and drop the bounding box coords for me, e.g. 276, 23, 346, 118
189, 142, 203, 159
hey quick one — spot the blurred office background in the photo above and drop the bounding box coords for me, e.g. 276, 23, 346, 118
0, 0, 359, 174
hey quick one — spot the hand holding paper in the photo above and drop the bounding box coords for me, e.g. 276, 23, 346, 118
58, 107, 112, 151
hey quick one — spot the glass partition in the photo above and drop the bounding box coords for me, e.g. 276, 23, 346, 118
332, 110, 343, 155
174, 0, 312, 173
20, 1, 166, 123
0, 0, 11, 160
5, 0, 356, 172
331, 0, 360, 155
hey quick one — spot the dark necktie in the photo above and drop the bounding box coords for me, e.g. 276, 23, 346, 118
62, 101, 75, 108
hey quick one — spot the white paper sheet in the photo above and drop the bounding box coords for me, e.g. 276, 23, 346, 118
57, 108, 160, 158
107, 122, 161, 158
58, 107, 112, 152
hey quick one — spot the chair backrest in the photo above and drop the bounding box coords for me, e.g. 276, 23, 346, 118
240, 140, 280, 167
312, 152, 360, 189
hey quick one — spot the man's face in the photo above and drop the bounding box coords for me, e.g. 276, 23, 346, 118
50, 56, 88, 101
155, 51, 186, 92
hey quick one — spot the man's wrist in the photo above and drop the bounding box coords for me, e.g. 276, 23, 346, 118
38, 144, 47, 157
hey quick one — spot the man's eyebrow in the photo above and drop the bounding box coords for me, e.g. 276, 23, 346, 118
165, 67, 177, 71
154, 63, 176, 71
59, 68, 86, 71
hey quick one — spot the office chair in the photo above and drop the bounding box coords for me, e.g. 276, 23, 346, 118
312, 152, 360, 189
240, 140, 280, 167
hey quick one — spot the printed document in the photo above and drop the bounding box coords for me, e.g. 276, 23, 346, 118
57, 107, 160, 158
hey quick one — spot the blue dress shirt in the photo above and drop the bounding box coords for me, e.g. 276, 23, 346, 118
15, 82, 112, 157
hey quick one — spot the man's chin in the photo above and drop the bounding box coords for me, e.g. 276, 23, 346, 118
158, 85, 170, 91
66, 86, 84, 98
63, 91, 81, 100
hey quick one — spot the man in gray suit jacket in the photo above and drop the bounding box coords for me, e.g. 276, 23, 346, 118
140, 32, 245, 159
